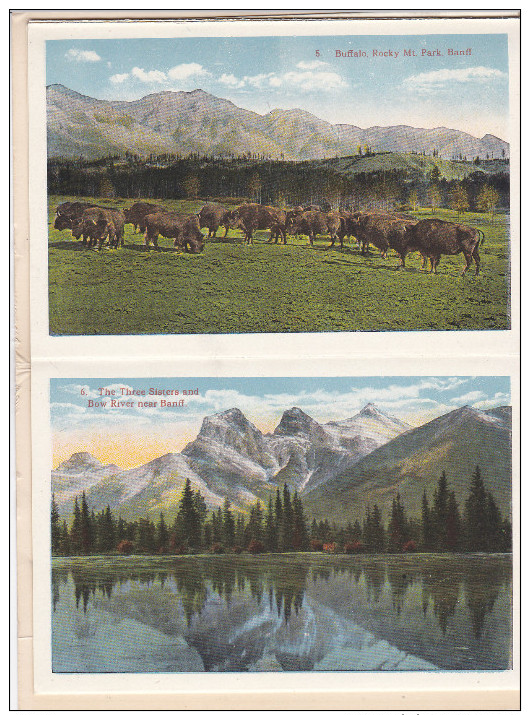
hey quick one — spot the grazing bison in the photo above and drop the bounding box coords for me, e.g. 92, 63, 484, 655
404, 218, 484, 275
198, 203, 233, 239
53, 202, 99, 231
349, 212, 420, 267
71, 207, 126, 249
144, 212, 205, 253
229, 203, 287, 245
124, 202, 168, 233
287, 210, 344, 247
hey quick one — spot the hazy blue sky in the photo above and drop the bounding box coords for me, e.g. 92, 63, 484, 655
46, 33, 509, 139
51, 376, 510, 468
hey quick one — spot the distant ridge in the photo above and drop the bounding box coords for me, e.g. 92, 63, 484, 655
47, 84, 509, 161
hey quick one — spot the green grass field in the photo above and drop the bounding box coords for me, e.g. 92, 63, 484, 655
48, 195, 510, 335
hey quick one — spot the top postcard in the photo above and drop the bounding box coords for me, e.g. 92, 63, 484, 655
32, 16, 518, 336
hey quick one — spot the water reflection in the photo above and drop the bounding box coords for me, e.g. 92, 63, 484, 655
52, 555, 511, 672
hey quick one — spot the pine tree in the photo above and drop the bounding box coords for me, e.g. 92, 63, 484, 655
274, 488, 283, 541
421, 490, 434, 551
464, 466, 489, 552
265, 496, 277, 552
178, 479, 201, 548
156, 512, 169, 553
388, 493, 407, 552
60, 521, 70, 555
281, 484, 294, 551
51, 494, 61, 555
485, 493, 502, 552
234, 513, 246, 548
80, 492, 93, 554
222, 498, 235, 548
292, 492, 309, 551
71, 497, 82, 554
433, 472, 450, 550
446, 491, 462, 552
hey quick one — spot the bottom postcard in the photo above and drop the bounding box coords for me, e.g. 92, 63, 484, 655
23, 368, 519, 708
48, 375, 513, 673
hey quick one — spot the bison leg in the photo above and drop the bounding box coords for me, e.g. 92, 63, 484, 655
430, 256, 441, 274
461, 251, 473, 276
472, 245, 480, 275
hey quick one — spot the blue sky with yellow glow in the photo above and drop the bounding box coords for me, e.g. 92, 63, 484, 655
51, 376, 510, 468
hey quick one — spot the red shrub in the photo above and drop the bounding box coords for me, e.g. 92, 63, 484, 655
402, 540, 417, 553
323, 542, 337, 554
310, 539, 324, 552
247, 539, 265, 554
117, 540, 134, 555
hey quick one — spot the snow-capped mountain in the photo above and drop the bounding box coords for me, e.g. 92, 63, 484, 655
304, 405, 512, 522
52, 404, 511, 521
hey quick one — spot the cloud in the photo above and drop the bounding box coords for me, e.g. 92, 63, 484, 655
216, 67, 347, 93
66, 49, 101, 63
168, 63, 210, 81
131, 66, 167, 84
450, 390, 487, 404
218, 73, 245, 89
404, 66, 506, 92
109, 72, 129, 84
296, 60, 329, 70
419, 377, 470, 391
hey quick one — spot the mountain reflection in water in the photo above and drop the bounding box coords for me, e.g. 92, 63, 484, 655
52, 554, 511, 673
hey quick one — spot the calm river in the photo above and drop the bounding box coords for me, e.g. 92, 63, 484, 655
52, 553, 512, 673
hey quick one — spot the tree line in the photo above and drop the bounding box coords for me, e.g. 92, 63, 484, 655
47, 153, 509, 214
51, 466, 511, 556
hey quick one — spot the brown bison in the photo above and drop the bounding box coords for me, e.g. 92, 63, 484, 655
198, 203, 233, 239
403, 218, 484, 275
349, 212, 420, 267
71, 207, 126, 249
124, 202, 169, 233
286, 210, 344, 247
144, 212, 205, 253
229, 203, 287, 245
53, 202, 100, 231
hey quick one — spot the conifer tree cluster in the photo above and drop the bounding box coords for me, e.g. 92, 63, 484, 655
51, 468, 511, 556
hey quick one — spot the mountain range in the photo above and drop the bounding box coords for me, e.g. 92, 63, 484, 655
47, 84, 509, 162
52, 402, 511, 523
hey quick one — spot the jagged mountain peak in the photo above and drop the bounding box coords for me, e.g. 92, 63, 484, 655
274, 407, 329, 442
58, 451, 102, 471
359, 402, 381, 416
202, 407, 257, 431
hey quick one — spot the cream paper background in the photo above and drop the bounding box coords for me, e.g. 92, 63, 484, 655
15, 10, 520, 710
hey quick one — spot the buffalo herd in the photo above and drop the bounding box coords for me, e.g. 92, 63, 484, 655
53, 199, 485, 275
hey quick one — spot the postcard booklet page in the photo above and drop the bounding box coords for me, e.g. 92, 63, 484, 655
14, 10, 520, 709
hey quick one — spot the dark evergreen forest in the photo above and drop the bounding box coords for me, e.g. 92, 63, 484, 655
47, 154, 510, 213
51, 467, 511, 557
